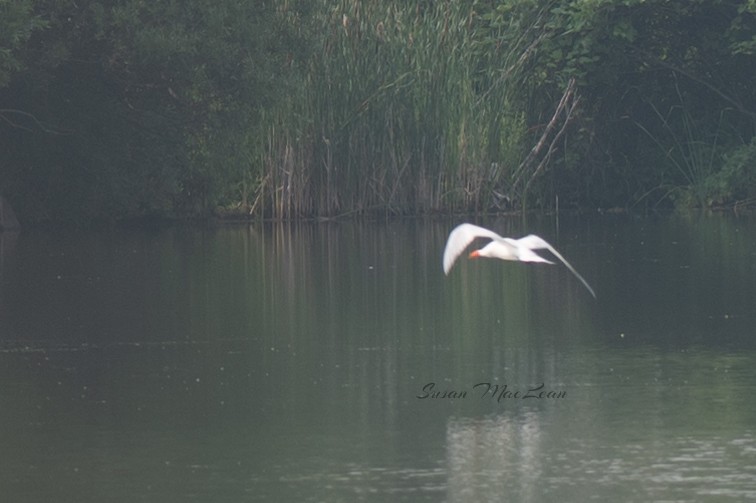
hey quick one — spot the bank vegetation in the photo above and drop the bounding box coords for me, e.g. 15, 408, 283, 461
1, 0, 755, 222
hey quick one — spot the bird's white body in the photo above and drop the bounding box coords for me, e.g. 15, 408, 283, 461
442, 223, 596, 297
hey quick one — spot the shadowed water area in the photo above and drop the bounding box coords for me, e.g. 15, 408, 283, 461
1, 213, 756, 502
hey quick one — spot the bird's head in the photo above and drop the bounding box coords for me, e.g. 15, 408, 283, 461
469, 241, 515, 261
469, 242, 497, 259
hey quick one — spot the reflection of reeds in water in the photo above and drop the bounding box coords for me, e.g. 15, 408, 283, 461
447, 414, 541, 502
257, 1, 533, 219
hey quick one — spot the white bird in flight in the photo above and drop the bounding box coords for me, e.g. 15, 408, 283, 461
442, 223, 596, 297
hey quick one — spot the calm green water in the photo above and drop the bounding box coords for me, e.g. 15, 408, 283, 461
1, 213, 756, 502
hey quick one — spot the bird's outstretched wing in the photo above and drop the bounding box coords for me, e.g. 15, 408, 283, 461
443, 223, 506, 274
515, 234, 596, 298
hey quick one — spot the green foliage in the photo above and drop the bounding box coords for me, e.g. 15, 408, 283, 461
730, 0, 756, 55
702, 139, 756, 206
0, 0, 308, 222
1, 0, 754, 222
257, 0, 552, 218
506, 0, 756, 209
0, 0, 46, 87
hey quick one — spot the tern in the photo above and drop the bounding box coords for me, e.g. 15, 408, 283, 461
442, 223, 596, 297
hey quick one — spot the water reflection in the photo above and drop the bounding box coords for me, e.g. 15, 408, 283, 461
1, 214, 756, 501
447, 414, 542, 502
441, 345, 756, 501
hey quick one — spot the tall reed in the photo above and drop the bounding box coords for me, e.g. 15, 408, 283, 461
635, 77, 728, 207
254, 0, 537, 219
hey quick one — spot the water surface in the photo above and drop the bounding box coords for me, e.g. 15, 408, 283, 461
1, 213, 755, 502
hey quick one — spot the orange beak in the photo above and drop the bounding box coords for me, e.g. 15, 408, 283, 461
468, 250, 480, 259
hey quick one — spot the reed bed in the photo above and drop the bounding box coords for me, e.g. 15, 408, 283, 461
252, 0, 547, 219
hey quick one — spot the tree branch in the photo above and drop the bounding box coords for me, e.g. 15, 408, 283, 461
510, 78, 580, 208
0, 109, 73, 134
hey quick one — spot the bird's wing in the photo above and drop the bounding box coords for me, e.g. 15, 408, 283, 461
515, 234, 596, 297
443, 223, 505, 274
